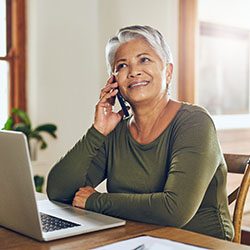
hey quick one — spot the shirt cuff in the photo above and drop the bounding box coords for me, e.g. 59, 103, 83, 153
85, 192, 102, 211
85, 125, 107, 148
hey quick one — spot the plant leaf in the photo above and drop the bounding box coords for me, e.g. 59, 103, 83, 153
11, 108, 31, 127
29, 131, 42, 140
30, 131, 48, 150
2, 117, 14, 130
34, 124, 57, 138
40, 140, 47, 149
13, 123, 31, 136
34, 175, 44, 193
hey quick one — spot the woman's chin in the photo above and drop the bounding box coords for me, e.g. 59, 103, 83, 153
127, 94, 152, 106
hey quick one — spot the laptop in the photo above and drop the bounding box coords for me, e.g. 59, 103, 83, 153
0, 130, 125, 241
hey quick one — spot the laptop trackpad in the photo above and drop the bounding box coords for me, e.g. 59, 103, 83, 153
37, 199, 113, 226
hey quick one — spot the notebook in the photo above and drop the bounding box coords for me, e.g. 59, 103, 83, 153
93, 236, 208, 250
0, 130, 125, 241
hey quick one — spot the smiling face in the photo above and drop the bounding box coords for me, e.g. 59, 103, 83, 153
113, 38, 172, 105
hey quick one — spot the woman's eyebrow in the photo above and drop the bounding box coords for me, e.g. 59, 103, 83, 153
115, 53, 151, 64
137, 53, 150, 57
115, 58, 127, 64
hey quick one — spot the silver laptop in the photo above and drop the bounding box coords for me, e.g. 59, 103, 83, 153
0, 130, 125, 241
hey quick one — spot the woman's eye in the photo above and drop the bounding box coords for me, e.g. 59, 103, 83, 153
116, 63, 127, 71
141, 57, 150, 63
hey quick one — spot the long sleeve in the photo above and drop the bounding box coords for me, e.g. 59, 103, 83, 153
47, 125, 107, 203
85, 110, 221, 227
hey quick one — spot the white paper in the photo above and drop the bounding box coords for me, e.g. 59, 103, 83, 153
92, 236, 208, 250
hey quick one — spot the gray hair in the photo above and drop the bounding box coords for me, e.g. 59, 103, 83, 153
105, 25, 173, 75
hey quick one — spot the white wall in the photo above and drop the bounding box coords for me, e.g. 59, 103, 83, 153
27, 0, 179, 171
27, 0, 101, 166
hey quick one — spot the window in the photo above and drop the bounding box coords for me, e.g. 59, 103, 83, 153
0, 0, 26, 128
198, 0, 250, 129
179, 0, 250, 129
198, 23, 249, 115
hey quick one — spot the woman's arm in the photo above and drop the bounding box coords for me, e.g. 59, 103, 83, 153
46, 126, 107, 203
47, 76, 125, 203
84, 111, 221, 227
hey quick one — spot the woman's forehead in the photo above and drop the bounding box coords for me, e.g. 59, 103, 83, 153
114, 38, 158, 61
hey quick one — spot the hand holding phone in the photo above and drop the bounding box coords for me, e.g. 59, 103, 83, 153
93, 75, 130, 135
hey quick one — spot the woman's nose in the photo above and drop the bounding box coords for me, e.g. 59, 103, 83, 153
128, 65, 142, 78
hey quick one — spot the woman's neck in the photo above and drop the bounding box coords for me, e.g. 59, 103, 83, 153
129, 95, 172, 143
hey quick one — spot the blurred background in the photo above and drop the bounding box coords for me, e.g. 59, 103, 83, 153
0, 0, 250, 183
1, 0, 250, 242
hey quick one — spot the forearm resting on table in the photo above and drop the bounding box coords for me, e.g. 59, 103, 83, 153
85, 191, 197, 227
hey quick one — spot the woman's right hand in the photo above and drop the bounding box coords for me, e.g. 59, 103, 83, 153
93, 76, 123, 136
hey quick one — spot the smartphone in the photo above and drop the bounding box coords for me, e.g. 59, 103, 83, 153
117, 91, 130, 118
112, 75, 130, 118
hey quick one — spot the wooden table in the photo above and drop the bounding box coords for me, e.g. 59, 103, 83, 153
1, 193, 249, 249
146, 228, 250, 250
0, 222, 157, 250
1, 221, 249, 250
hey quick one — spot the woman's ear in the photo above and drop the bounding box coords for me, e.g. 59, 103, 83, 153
166, 63, 173, 84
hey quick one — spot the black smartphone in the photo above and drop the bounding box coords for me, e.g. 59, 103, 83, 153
112, 75, 130, 118
117, 91, 130, 118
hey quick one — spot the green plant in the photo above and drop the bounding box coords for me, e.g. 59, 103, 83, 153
2, 108, 57, 192
34, 175, 45, 193
3, 108, 57, 151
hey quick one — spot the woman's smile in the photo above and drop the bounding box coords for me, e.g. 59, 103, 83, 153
128, 80, 150, 89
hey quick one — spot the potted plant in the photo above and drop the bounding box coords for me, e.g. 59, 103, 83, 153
2, 108, 57, 192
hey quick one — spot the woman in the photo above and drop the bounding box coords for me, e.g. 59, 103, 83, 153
47, 25, 234, 240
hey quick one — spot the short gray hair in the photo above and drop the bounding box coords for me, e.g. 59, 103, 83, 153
105, 25, 173, 75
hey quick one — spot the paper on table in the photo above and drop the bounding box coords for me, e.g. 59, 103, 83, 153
92, 236, 208, 250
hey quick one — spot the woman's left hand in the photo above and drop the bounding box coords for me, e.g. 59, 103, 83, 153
72, 186, 96, 209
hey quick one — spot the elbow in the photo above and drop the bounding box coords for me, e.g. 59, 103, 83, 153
152, 195, 193, 227
164, 211, 191, 227
46, 172, 57, 200
46, 171, 75, 204
153, 208, 191, 227
46, 183, 73, 204
46, 171, 62, 201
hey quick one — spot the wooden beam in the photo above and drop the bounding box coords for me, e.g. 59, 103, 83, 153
178, 0, 197, 103
9, 0, 27, 112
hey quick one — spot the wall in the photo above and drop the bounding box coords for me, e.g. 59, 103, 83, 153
27, 0, 101, 167
27, 0, 179, 173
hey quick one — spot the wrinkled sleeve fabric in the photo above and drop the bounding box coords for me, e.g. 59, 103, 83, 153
86, 111, 219, 227
47, 125, 107, 203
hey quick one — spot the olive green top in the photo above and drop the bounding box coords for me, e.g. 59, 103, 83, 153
47, 103, 234, 240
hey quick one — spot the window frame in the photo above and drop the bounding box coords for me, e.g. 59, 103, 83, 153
178, 0, 198, 103
0, 0, 26, 115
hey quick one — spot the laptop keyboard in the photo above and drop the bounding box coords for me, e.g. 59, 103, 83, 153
40, 212, 81, 232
